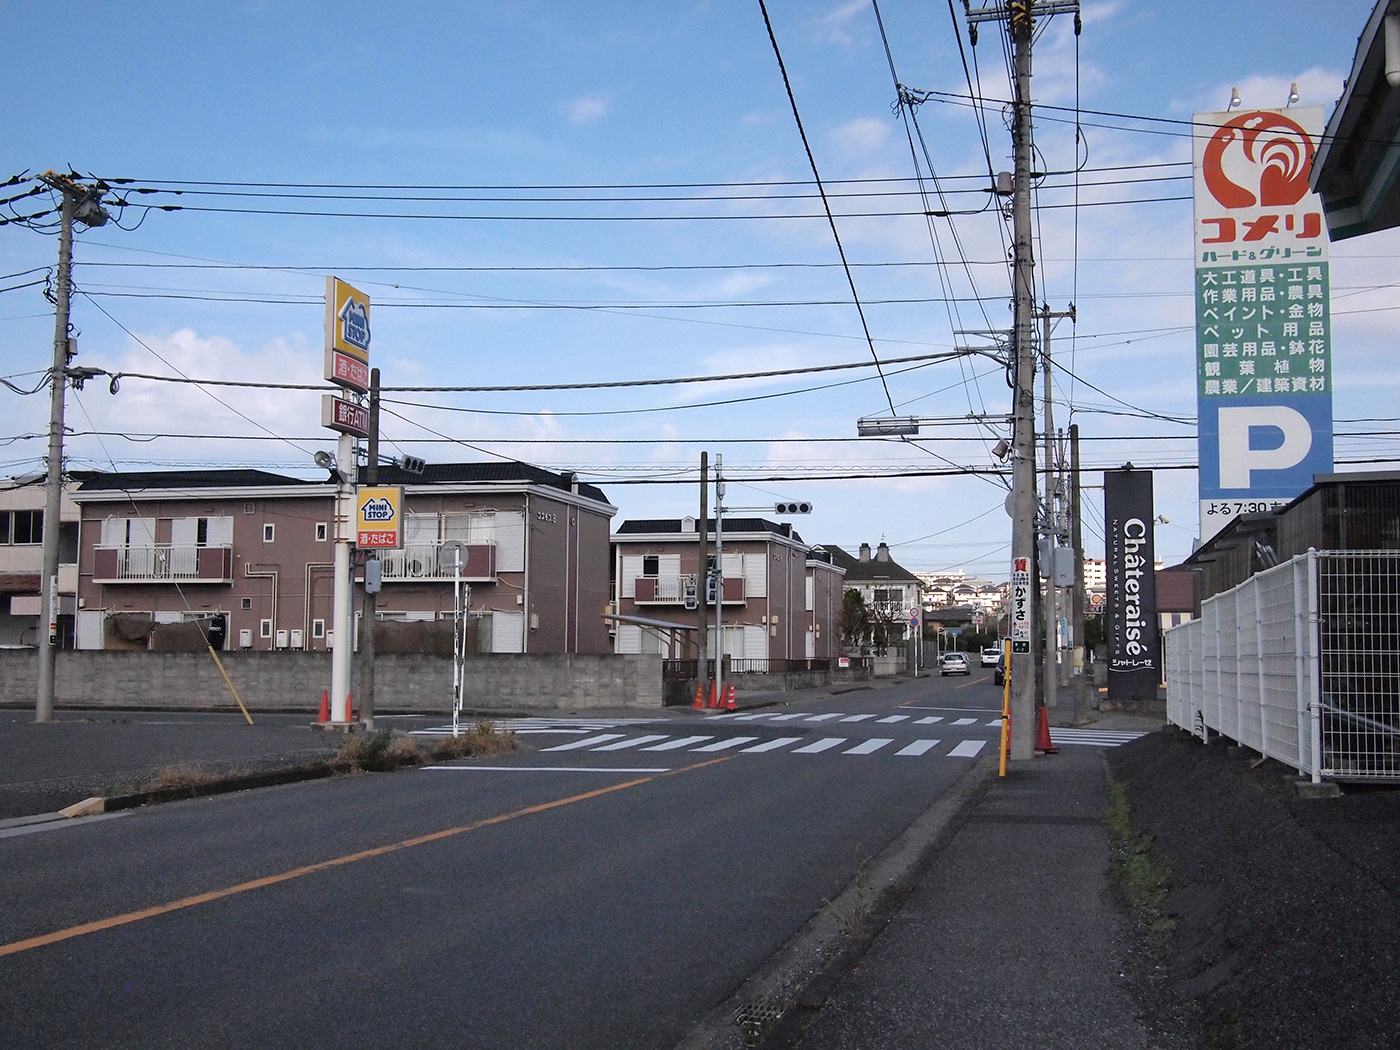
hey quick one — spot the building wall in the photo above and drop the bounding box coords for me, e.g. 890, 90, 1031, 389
76, 483, 614, 656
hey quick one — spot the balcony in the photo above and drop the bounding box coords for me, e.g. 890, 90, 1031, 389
633, 575, 744, 604
93, 545, 233, 584
377, 542, 497, 582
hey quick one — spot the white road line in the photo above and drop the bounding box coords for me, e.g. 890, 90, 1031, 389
770, 713, 810, 721
792, 738, 847, 754
540, 734, 627, 752
640, 735, 714, 751
692, 736, 759, 752
875, 715, 910, 724
895, 740, 941, 756
951, 717, 978, 726
948, 739, 988, 758
804, 713, 846, 722
914, 716, 944, 725
728, 713, 774, 722
591, 734, 671, 752
843, 738, 893, 755
741, 737, 803, 753
425, 766, 671, 774
840, 714, 877, 723
986, 719, 1004, 727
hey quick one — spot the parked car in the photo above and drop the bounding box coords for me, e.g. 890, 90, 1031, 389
994, 650, 1007, 686
940, 652, 970, 676
980, 645, 1000, 667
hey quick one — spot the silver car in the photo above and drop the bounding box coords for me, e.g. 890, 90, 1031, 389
940, 652, 970, 676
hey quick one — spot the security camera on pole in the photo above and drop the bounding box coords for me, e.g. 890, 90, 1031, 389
320, 277, 373, 727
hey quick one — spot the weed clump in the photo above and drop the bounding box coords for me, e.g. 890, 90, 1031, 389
426, 719, 518, 761
1106, 777, 1175, 940
334, 729, 425, 773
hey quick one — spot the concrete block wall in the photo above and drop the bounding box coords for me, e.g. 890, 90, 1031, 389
0, 651, 664, 712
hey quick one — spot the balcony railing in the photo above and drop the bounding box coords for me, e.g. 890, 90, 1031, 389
93, 545, 233, 584
633, 575, 744, 604
377, 542, 497, 582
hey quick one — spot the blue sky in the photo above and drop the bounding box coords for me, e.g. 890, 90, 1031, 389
2, 0, 1394, 577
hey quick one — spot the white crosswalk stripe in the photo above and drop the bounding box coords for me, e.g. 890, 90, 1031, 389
591, 734, 670, 751
875, 715, 910, 724
843, 738, 893, 755
896, 739, 940, 756
948, 739, 988, 758
1046, 728, 1148, 747
692, 736, 758, 752
540, 734, 627, 752
839, 714, 877, 723
951, 717, 978, 726
741, 737, 804, 753
640, 735, 714, 751
792, 737, 847, 754
914, 716, 944, 725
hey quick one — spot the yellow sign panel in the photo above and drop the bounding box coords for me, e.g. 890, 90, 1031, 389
356, 486, 402, 549
324, 276, 371, 364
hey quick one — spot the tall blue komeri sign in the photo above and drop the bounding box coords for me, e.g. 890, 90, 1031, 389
1193, 107, 1333, 542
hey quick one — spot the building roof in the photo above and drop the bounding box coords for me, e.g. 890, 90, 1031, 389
823, 544, 920, 583
367, 461, 611, 504
614, 518, 805, 543
76, 469, 306, 492
73, 462, 611, 505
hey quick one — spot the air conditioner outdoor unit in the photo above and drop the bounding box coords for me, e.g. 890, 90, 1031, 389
290, 629, 304, 649
238, 629, 253, 648
275, 629, 289, 649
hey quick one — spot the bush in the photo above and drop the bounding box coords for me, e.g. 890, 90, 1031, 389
334, 729, 425, 773
426, 720, 519, 761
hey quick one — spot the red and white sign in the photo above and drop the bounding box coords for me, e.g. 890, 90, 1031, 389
1010, 555, 1032, 654
1193, 108, 1326, 258
325, 347, 370, 393
321, 393, 369, 437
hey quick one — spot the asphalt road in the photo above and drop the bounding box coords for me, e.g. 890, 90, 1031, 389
0, 669, 1004, 1050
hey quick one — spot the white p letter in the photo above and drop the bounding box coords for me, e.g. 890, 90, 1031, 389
1218, 405, 1312, 489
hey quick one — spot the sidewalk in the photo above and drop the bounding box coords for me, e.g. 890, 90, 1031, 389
783, 709, 1180, 1050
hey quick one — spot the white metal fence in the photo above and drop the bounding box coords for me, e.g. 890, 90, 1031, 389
1166, 550, 1400, 783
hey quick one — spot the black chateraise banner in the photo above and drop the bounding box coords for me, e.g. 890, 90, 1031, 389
1105, 468, 1159, 704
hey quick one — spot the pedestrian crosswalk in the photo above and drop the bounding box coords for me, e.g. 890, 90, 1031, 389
410, 716, 668, 738
537, 732, 988, 760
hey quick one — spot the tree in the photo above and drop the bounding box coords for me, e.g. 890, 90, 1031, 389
839, 588, 872, 652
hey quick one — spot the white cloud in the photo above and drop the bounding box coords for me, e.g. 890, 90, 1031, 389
567, 95, 609, 125
808, 1, 869, 47
829, 117, 892, 157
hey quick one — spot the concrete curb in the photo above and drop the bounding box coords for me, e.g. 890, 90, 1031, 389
673, 753, 998, 1050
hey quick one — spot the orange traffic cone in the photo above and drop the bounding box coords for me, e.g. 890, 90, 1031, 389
317, 690, 330, 722
1035, 706, 1059, 754
707, 682, 719, 709
723, 684, 737, 710
348, 692, 356, 722
693, 684, 706, 710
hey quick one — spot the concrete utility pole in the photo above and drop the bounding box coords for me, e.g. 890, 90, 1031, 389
714, 455, 725, 707
697, 452, 710, 704
1040, 303, 1075, 715
359, 367, 380, 729
1070, 423, 1088, 725
965, 0, 1080, 760
35, 173, 108, 723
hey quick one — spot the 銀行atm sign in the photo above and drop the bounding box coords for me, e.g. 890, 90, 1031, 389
356, 487, 403, 549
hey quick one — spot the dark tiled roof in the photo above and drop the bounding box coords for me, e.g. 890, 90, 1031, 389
615, 518, 803, 543
77, 469, 304, 491
822, 544, 920, 583
366, 461, 611, 504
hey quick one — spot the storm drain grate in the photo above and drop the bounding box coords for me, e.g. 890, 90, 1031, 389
733, 1000, 786, 1046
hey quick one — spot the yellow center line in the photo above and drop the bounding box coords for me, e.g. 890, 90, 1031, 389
0, 758, 730, 960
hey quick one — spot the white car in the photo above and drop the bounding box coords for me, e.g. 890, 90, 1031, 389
940, 652, 970, 676
981, 646, 1001, 667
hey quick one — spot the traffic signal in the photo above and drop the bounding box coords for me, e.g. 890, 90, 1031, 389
774, 501, 812, 515
399, 455, 426, 475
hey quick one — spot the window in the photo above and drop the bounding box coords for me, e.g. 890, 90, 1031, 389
642, 555, 659, 577
244, 502, 256, 515
315, 522, 328, 542
263, 523, 275, 542
0, 509, 42, 545
312, 619, 326, 639
259, 619, 273, 639
241, 598, 253, 611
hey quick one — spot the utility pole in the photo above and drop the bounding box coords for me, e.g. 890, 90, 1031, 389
359, 367, 380, 729
714, 455, 725, 707
966, 0, 1079, 761
697, 452, 710, 705
35, 173, 108, 723
1040, 303, 1075, 716
1070, 422, 1088, 725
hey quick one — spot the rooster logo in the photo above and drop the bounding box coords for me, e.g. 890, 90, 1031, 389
1202, 112, 1315, 210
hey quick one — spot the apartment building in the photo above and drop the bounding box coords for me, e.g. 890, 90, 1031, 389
610, 517, 845, 663
71, 462, 616, 654
0, 476, 83, 649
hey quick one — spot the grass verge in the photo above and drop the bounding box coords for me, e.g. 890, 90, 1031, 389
1105, 776, 1175, 940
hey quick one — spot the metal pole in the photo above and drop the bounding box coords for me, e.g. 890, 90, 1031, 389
1009, 3, 1038, 761
359, 368, 380, 729
35, 184, 75, 723
697, 451, 709, 703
